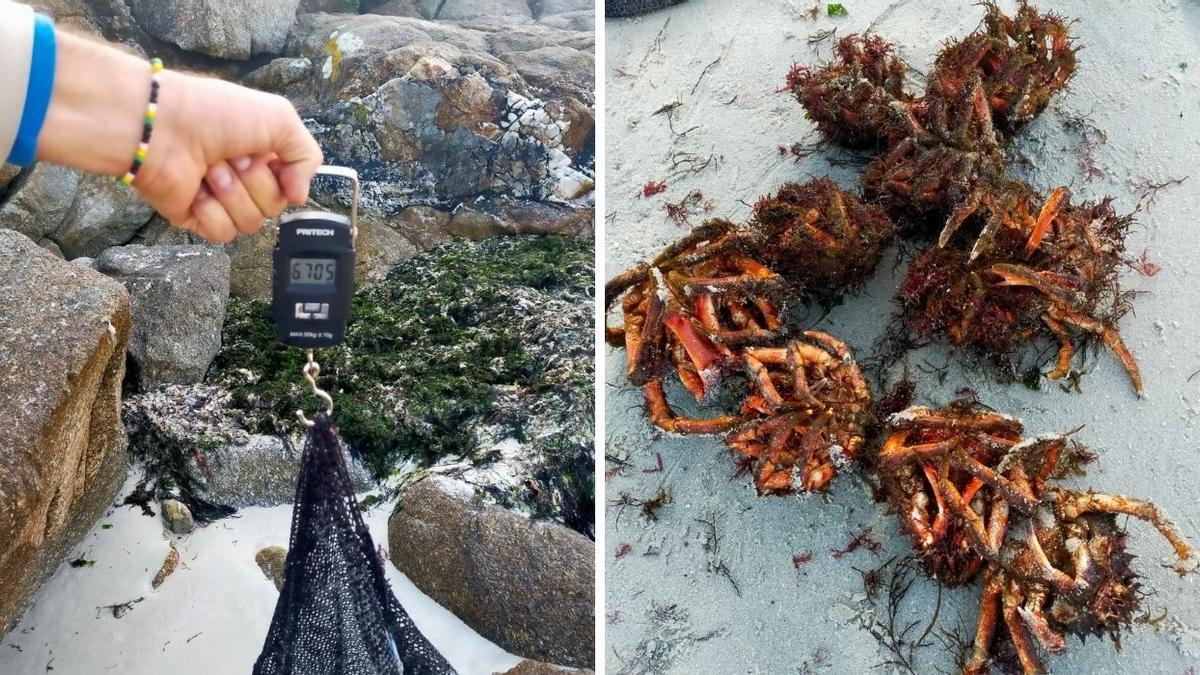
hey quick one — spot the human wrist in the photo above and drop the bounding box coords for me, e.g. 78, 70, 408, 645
35, 30, 153, 177
7, 12, 55, 166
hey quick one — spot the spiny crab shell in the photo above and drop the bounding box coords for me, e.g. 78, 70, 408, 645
727, 331, 874, 495
785, 34, 918, 149
897, 192, 1140, 394
746, 178, 897, 299
929, 1, 1076, 135
880, 402, 1193, 675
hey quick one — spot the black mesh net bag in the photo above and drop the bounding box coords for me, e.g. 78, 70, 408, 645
606, 0, 687, 17
254, 413, 457, 675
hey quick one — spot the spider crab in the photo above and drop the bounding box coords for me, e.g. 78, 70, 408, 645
880, 403, 1193, 674
605, 180, 885, 490
879, 401, 1039, 586
747, 178, 896, 297
789, 2, 1074, 153
964, 485, 1192, 675
929, 1, 1076, 134
792, 2, 1141, 395
785, 34, 919, 149
605, 219, 785, 434
897, 191, 1140, 394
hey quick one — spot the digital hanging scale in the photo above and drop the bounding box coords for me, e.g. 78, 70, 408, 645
272, 165, 359, 348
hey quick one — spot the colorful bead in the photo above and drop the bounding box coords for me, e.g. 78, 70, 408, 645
116, 57, 163, 186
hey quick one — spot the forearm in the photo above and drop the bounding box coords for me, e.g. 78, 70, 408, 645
35, 30, 154, 177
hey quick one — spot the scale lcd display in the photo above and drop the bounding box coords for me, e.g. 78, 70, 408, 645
290, 257, 337, 285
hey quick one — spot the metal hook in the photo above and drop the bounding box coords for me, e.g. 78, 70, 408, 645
314, 165, 359, 246
296, 348, 334, 427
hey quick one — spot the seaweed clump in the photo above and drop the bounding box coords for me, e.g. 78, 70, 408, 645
212, 234, 595, 534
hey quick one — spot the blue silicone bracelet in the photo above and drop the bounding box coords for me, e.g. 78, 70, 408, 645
8, 14, 56, 166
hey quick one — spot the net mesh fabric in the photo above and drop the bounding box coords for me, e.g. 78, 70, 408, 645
605, 0, 687, 17
254, 413, 457, 675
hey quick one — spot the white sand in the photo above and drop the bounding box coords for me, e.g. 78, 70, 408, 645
0, 472, 521, 675
605, 1, 1200, 672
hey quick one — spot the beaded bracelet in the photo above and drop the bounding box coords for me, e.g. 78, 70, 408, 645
118, 57, 163, 186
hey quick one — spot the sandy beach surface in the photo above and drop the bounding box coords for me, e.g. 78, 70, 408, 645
604, 1, 1200, 672
0, 472, 521, 675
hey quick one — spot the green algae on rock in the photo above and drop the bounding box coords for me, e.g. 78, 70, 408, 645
211, 234, 595, 534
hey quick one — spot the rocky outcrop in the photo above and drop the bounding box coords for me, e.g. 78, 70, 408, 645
93, 245, 230, 390
55, 176, 158, 259
0, 163, 82, 242
0, 164, 20, 194
0, 165, 155, 259
389, 475, 594, 668
248, 13, 594, 220
0, 230, 131, 634
499, 660, 594, 675
124, 383, 374, 508
128, 0, 302, 60
419, 0, 533, 21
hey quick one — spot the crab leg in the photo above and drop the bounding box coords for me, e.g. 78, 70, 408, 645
878, 436, 957, 465
1049, 305, 1143, 397
923, 462, 951, 537
952, 450, 1038, 513
1041, 314, 1073, 381
798, 412, 833, 490
785, 342, 821, 407
804, 331, 872, 405
824, 183, 855, 240
744, 354, 785, 409
753, 297, 781, 331
643, 381, 739, 435
629, 283, 668, 385
938, 464, 999, 556
1024, 186, 1068, 256
1053, 489, 1192, 563
679, 254, 781, 295
663, 312, 723, 400
906, 486, 936, 548
986, 494, 1010, 556
668, 343, 706, 399
997, 434, 1066, 493
1002, 580, 1046, 675
1019, 586, 1066, 654
938, 188, 983, 248
1020, 523, 1083, 594
969, 76, 1000, 152
650, 219, 737, 267
888, 406, 1023, 435
964, 566, 1004, 675
604, 263, 649, 310
986, 263, 1076, 305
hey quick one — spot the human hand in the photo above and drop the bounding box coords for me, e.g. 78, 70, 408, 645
36, 31, 323, 243
138, 71, 324, 243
